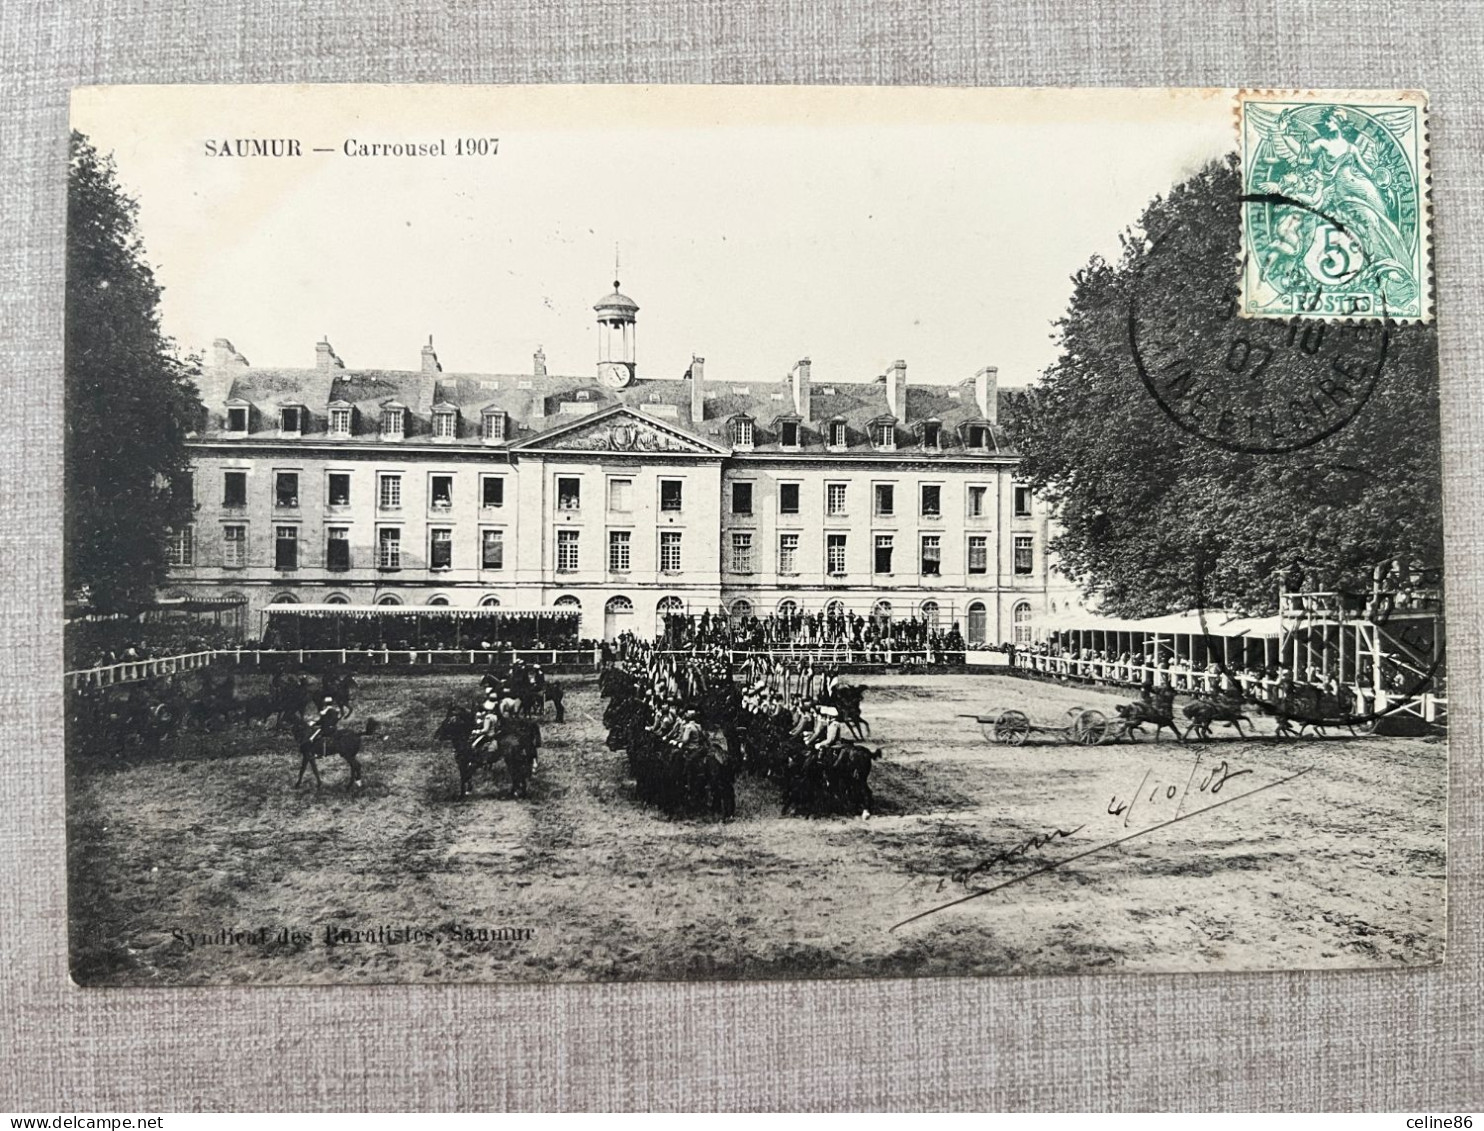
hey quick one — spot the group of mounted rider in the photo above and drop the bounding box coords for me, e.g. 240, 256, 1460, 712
1108, 662, 1377, 742
434, 658, 562, 799
600, 643, 883, 820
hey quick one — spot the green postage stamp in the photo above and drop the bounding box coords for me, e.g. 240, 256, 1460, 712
1239, 89, 1431, 322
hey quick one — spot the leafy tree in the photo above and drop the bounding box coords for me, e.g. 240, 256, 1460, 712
66, 131, 204, 613
1004, 156, 1441, 617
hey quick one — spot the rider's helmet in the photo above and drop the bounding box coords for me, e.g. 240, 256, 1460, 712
323, 696, 335, 705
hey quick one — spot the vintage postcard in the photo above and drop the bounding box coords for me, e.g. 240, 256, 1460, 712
64, 85, 1445, 986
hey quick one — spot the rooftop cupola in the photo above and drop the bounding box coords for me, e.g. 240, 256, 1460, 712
594, 273, 638, 387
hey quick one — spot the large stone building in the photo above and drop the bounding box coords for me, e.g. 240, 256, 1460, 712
166, 279, 1051, 644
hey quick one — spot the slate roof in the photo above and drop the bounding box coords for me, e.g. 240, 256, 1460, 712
195, 361, 1017, 456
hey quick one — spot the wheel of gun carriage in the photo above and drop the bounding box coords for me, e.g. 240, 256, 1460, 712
1073, 708, 1108, 746
995, 709, 1031, 746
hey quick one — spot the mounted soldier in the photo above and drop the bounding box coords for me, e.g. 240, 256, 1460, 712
806, 704, 845, 762
471, 696, 501, 752
307, 696, 342, 753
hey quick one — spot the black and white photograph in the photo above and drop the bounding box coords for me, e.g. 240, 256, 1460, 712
64, 84, 1446, 987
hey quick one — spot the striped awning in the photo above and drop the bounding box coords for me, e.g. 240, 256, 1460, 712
263, 604, 580, 619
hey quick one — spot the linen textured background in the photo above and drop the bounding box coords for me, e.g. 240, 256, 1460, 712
1, 0, 1480, 1111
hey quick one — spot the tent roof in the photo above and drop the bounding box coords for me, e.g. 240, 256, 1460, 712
1041, 608, 1283, 640
263, 604, 580, 619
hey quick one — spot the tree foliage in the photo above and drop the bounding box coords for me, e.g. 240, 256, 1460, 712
66, 131, 204, 613
1004, 156, 1442, 617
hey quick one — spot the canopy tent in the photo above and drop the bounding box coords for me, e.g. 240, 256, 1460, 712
1036, 607, 1283, 640
259, 603, 583, 650
262, 603, 579, 619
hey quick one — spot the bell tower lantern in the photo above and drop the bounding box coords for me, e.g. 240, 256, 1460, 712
594, 275, 638, 389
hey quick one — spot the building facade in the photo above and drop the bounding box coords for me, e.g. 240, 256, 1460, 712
165, 280, 1052, 643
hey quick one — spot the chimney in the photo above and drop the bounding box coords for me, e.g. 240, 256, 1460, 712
790, 357, 812, 422
975, 365, 998, 422
315, 338, 344, 370
533, 346, 547, 378
885, 358, 908, 421
211, 338, 249, 370
689, 356, 706, 422
421, 336, 441, 374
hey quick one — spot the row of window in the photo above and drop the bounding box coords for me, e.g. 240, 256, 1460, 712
167, 522, 1036, 578
170, 525, 507, 572
212, 469, 1035, 522
711, 481, 1031, 519
728, 417, 994, 452
226, 404, 511, 442
730, 531, 1034, 576
221, 470, 507, 512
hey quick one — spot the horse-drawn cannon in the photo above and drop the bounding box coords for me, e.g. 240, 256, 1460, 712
958, 706, 1111, 746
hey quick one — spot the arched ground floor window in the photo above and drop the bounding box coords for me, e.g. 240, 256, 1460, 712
920, 600, 941, 629
655, 596, 683, 636
604, 594, 634, 641
1013, 600, 1033, 644
966, 601, 987, 645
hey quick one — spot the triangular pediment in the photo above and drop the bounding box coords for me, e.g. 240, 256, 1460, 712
514, 404, 725, 456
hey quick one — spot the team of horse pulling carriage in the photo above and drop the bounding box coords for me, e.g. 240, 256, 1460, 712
960, 682, 1377, 746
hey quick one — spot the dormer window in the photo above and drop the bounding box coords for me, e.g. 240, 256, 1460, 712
732, 417, 754, 449
871, 421, 896, 451
966, 423, 991, 450
279, 405, 304, 437
380, 404, 405, 440
225, 404, 249, 434
779, 418, 800, 449
482, 410, 507, 443
829, 420, 847, 448
432, 407, 458, 440
575, 389, 593, 402
921, 420, 942, 450
328, 404, 352, 437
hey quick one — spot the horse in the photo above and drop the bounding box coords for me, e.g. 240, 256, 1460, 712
781, 738, 882, 818
517, 680, 565, 721
1116, 687, 1185, 742
1182, 694, 1250, 741
828, 684, 870, 738
288, 716, 377, 790
271, 677, 315, 731
1258, 686, 1373, 738
434, 705, 538, 799
688, 732, 737, 820
320, 669, 357, 719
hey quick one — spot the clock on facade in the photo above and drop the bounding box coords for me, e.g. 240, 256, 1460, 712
598, 361, 634, 389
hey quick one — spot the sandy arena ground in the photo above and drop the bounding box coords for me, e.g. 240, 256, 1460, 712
66, 671, 1447, 985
